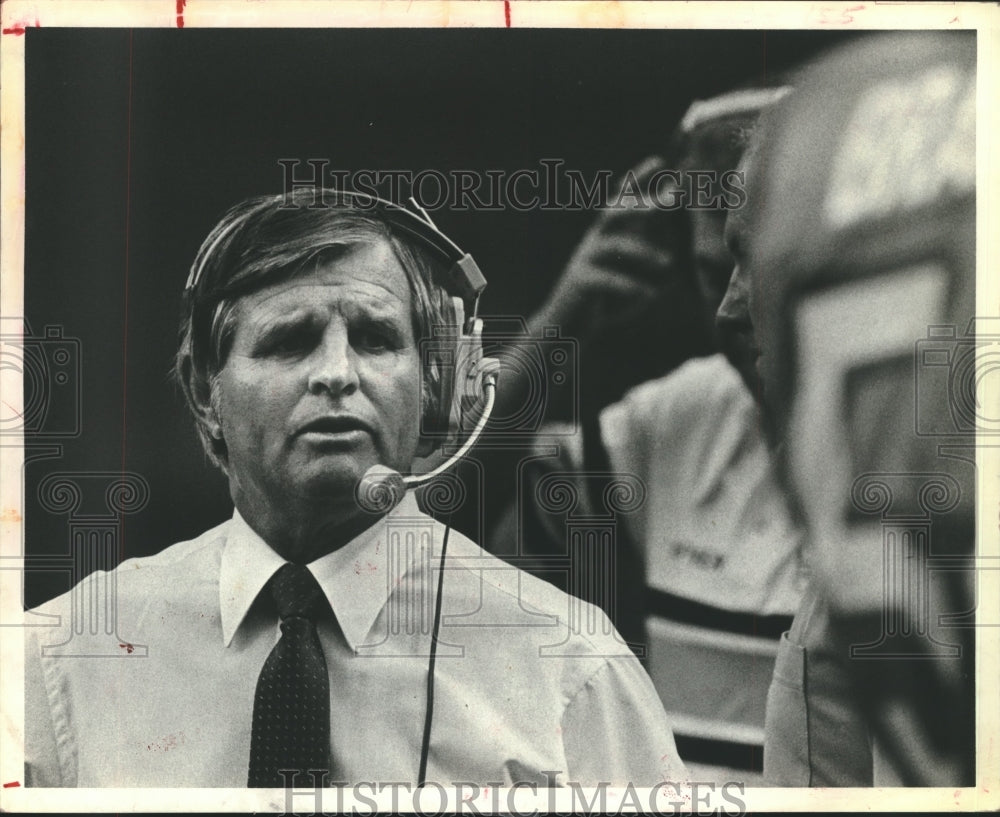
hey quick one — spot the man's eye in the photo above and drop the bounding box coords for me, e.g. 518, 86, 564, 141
353, 329, 394, 352
260, 328, 314, 357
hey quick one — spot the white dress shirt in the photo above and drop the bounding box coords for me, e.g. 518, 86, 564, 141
600, 354, 806, 615
25, 494, 686, 787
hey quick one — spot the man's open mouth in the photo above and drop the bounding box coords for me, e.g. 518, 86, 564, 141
297, 416, 373, 436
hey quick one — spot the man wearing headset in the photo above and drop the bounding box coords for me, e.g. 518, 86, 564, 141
24, 187, 686, 788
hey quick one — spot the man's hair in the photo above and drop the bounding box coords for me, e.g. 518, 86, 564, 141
175, 188, 453, 468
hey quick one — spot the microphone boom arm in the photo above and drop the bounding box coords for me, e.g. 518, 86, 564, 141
404, 370, 497, 487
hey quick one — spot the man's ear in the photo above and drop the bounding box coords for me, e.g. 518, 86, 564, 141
181, 355, 223, 441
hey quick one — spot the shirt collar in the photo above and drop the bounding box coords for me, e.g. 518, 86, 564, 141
219, 493, 425, 650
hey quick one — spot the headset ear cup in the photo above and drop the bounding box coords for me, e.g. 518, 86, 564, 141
437, 372, 455, 440
419, 295, 460, 447
454, 315, 485, 428
432, 344, 455, 441
438, 296, 464, 438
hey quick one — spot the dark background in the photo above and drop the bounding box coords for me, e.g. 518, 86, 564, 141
21, 27, 863, 607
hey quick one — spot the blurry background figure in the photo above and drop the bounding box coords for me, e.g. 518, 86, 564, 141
598, 87, 804, 784
443, 153, 712, 624
728, 132, 877, 786
480, 155, 709, 651
488, 86, 804, 783
749, 32, 977, 786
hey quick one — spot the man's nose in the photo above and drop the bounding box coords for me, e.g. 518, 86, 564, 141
306, 325, 360, 397
716, 263, 752, 334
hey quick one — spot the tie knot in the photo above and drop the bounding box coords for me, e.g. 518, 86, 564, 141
268, 563, 327, 621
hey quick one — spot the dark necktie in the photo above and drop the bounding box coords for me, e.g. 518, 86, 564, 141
248, 563, 331, 787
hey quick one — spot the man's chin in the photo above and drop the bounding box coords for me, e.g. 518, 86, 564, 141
295, 461, 374, 504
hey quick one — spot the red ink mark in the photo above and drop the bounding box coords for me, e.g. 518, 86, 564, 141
147, 732, 184, 751
817, 4, 864, 25
950, 16, 959, 24
120, 32, 134, 568
119, 642, 135, 654
176, 0, 186, 28
3, 781, 20, 788
1, 400, 23, 419
504, 0, 511, 28
2, 20, 40, 35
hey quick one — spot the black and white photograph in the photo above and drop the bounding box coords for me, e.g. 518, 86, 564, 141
1, 1, 997, 812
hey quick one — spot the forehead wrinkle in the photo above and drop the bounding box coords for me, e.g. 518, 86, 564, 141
234, 274, 410, 329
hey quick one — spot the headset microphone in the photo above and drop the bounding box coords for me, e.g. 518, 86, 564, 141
352, 331, 500, 789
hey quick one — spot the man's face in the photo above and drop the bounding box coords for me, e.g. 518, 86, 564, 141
213, 239, 424, 512
690, 208, 734, 342
715, 191, 762, 400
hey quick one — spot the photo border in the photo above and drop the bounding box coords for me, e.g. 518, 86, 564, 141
1, 1, 997, 812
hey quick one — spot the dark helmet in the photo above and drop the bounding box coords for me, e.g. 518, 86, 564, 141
746, 32, 977, 614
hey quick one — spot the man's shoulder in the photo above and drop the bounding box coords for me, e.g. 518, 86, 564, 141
118, 518, 230, 572
442, 527, 631, 657
621, 353, 746, 419
601, 353, 758, 468
29, 519, 231, 619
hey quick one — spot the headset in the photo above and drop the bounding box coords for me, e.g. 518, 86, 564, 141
334, 193, 500, 785
185, 188, 500, 493
186, 187, 499, 786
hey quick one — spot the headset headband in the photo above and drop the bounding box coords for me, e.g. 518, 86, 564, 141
184, 188, 488, 321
